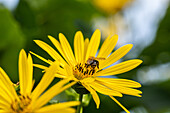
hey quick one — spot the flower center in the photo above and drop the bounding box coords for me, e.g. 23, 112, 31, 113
11, 95, 31, 113
73, 57, 100, 80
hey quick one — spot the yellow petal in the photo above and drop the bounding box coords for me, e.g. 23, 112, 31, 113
18, 50, 33, 95
0, 68, 18, 103
81, 77, 95, 83
25, 54, 33, 94
33, 79, 76, 109
96, 77, 142, 88
82, 83, 100, 109
64, 64, 76, 80
54, 74, 67, 78
84, 38, 89, 62
35, 108, 76, 113
59, 33, 76, 66
48, 35, 65, 57
30, 51, 52, 65
96, 78, 142, 97
31, 80, 35, 92
100, 44, 133, 69
56, 66, 68, 76
85, 29, 101, 61
110, 96, 130, 113
89, 81, 122, 97
31, 61, 59, 101
33, 64, 48, 70
0, 99, 10, 109
0, 81, 15, 104
0, 109, 9, 112
34, 40, 66, 66
19, 49, 28, 95
74, 31, 84, 63
95, 59, 143, 76
48, 35, 71, 65
97, 35, 118, 58
35, 101, 79, 113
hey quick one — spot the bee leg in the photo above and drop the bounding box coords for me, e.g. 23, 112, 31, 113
97, 62, 99, 69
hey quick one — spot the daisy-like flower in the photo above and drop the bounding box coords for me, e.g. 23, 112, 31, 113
0, 49, 79, 113
92, 0, 133, 14
32, 29, 142, 113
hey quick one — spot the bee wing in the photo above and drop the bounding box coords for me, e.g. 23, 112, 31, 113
95, 57, 106, 60
89, 56, 105, 60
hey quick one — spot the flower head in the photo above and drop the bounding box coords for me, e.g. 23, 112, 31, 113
0, 49, 79, 113
93, 0, 133, 14
33, 29, 142, 113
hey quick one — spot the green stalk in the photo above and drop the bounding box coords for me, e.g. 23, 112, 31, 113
77, 94, 83, 113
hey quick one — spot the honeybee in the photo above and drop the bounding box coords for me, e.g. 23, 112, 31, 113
86, 56, 105, 69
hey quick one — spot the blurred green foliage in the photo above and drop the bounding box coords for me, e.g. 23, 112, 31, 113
0, 4, 25, 81
14, 0, 96, 48
0, 0, 170, 113
138, 6, 170, 113
141, 6, 170, 66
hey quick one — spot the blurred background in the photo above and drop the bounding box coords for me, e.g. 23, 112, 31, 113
0, 0, 170, 113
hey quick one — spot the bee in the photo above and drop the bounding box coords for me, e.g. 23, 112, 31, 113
85, 56, 105, 69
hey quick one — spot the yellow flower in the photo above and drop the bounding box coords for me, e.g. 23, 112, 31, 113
0, 49, 79, 113
32, 29, 142, 113
93, 0, 133, 14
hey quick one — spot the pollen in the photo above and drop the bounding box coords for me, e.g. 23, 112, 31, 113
73, 62, 99, 80
11, 95, 31, 113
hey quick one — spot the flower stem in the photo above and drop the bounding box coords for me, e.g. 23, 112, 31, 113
77, 94, 83, 113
